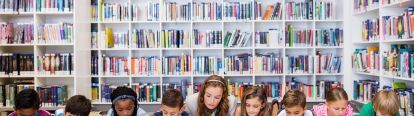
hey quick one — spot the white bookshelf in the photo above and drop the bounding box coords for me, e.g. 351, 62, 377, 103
349, 0, 414, 103
0, 0, 91, 111
91, 0, 345, 112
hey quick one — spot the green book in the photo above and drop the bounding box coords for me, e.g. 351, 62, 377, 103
288, 25, 293, 47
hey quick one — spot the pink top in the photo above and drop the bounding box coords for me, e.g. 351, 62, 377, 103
313, 104, 353, 116
9, 109, 52, 116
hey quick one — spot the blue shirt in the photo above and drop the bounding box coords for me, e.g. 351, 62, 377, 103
107, 107, 147, 116
153, 111, 189, 116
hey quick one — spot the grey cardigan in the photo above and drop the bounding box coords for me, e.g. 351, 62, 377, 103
184, 93, 238, 116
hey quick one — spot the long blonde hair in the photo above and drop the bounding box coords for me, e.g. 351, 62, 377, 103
196, 75, 229, 116
240, 86, 270, 116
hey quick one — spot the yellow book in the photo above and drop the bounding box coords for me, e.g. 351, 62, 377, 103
161, 31, 165, 48
367, 46, 379, 53
106, 27, 114, 48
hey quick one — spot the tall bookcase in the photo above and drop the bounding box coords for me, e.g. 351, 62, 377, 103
350, 0, 414, 104
0, 0, 91, 112
91, 0, 345, 112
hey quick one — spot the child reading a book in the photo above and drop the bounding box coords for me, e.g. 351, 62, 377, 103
55, 95, 92, 116
278, 90, 313, 116
235, 86, 270, 116
107, 86, 147, 116
359, 90, 400, 116
185, 75, 238, 116
313, 88, 353, 116
9, 89, 52, 116
153, 89, 189, 116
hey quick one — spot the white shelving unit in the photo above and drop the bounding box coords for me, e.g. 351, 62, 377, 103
350, 0, 414, 104
0, 0, 91, 111
91, 0, 345, 112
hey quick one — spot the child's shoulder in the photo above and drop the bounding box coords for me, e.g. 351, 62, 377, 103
312, 103, 328, 115
38, 109, 52, 116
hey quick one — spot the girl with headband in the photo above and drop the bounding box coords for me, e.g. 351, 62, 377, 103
107, 86, 147, 116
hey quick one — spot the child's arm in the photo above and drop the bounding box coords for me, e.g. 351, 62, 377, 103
235, 106, 241, 116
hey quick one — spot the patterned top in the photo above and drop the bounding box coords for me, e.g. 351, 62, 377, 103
313, 103, 353, 116
9, 109, 52, 116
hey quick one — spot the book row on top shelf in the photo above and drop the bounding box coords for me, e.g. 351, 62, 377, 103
91, 76, 343, 104
90, 0, 343, 22
0, 0, 74, 13
353, 0, 414, 14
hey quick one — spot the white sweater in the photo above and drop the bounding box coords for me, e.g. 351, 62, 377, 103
184, 93, 238, 116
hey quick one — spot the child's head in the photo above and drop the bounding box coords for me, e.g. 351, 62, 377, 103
196, 75, 229, 116
372, 90, 400, 116
110, 86, 138, 116
281, 90, 307, 116
161, 89, 184, 116
14, 89, 41, 116
325, 88, 349, 116
65, 95, 92, 116
240, 86, 269, 116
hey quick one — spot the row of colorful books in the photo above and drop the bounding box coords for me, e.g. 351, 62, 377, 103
315, 51, 342, 73
352, 46, 380, 73
361, 18, 379, 42
381, 7, 414, 40
163, 2, 191, 21
38, 23, 73, 44
0, 0, 33, 12
285, 25, 314, 47
0, 23, 34, 45
36, 0, 73, 13
382, 44, 414, 78
37, 53, 74, 75
315, 28, 343, 47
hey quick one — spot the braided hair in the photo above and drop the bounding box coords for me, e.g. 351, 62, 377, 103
110, 86, 138, 116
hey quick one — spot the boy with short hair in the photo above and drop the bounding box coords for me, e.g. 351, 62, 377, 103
154, 89, 189, 116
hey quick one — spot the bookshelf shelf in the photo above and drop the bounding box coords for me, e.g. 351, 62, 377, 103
285, 47, 314, 49
380, 0, 414, 9
315, 73, 344, 76
0, 75, 35, 78
131, 75, 162, 78
315, 46, 344, 49
353, 41, 380, 44
0, 44, 34, 46
314, 20, 344, 22
36, 75, 75, 78
0, 0, 90, 110
285, 74, 314, 76
89, 0, 345, 112
36, 12, 73, 15
351, 0, 414, 110
36, 43, 74, 46
285, 20, 314, 23
162, 75, 192, 78
100, 75, 130, 78
382, 75, 414, 82
381, 38, 414, 43
254, 74, 284, 76
354, 71, 380, 77
254, 47, 284, 49
0, 106, 65, 112
224, 74, 254, 77
353, 6, 380, 15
